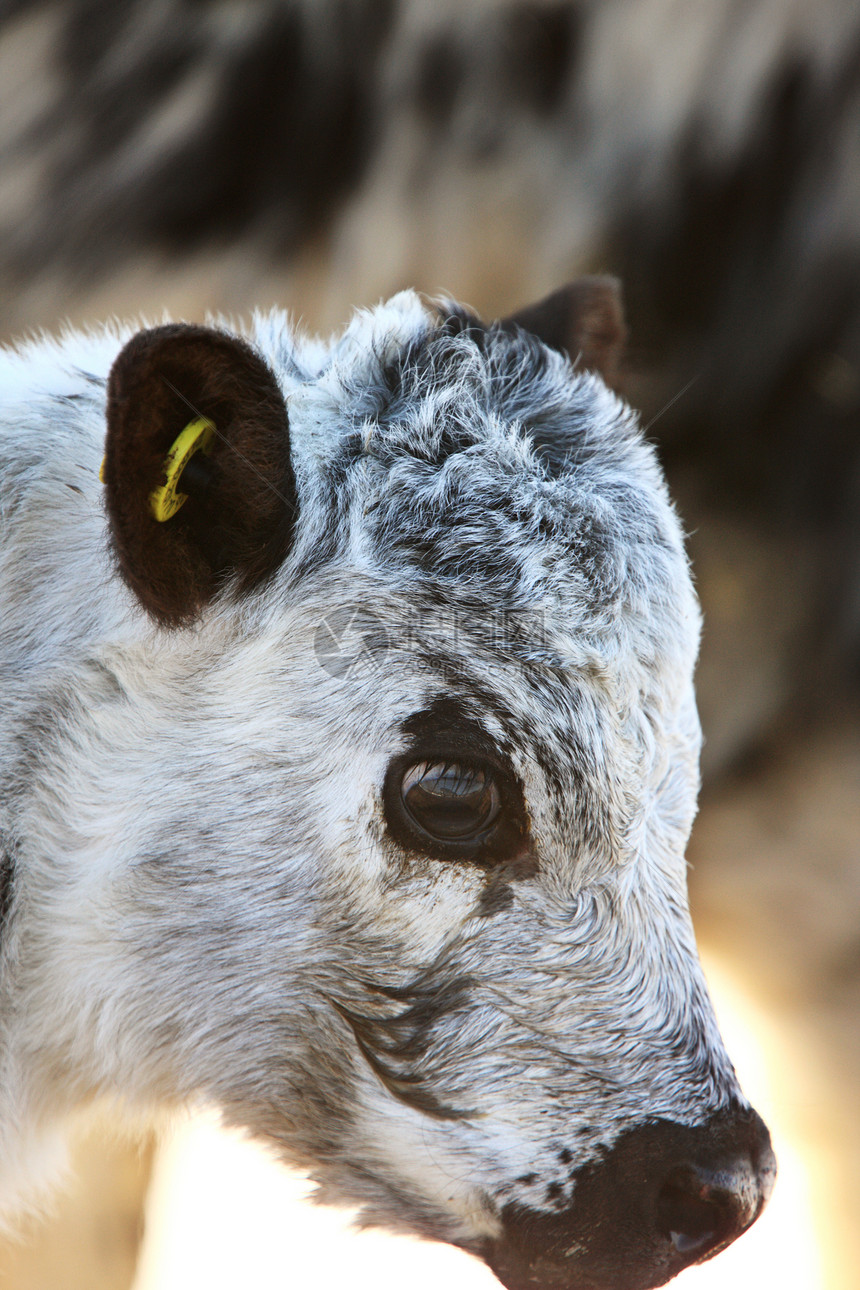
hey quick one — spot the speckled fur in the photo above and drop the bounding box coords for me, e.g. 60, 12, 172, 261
0, 292, 743, 1250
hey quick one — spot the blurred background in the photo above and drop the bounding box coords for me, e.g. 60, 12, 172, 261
0, 1, 858, 1286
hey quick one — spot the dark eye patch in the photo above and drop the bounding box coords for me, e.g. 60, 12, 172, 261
383, 702, 530, 866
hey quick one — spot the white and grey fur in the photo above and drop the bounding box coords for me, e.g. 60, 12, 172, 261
0, 292, 765, 1277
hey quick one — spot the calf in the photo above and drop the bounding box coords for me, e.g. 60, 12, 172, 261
0, 280, 774, 1289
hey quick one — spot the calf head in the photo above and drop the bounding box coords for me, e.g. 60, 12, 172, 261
93, 280, 775, 1287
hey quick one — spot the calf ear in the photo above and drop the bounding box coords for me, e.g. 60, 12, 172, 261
500, 276, 627, 386
103, 323, 297, 626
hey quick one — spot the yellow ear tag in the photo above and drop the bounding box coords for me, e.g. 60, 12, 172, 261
149, 417, 216, 522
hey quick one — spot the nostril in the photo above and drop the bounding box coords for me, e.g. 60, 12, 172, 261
656, 1173, 725, 1256
655, 1159, 759, 1260
652, 1110, 776, 1268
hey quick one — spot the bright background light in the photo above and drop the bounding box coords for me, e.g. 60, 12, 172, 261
132, 954, 825, 1290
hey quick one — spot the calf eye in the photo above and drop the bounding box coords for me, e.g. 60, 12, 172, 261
401, 761, 501, 841
383, 735, 529, 866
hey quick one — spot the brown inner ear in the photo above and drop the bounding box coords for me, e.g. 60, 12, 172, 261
103, 323, 297, 626
500, 276, 627, 387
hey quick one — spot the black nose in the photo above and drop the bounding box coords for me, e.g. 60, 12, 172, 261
486, 1106, 776, 1290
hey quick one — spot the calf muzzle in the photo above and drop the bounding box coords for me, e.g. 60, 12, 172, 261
484, 1105, 776, 1290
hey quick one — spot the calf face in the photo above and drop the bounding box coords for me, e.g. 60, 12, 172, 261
0, 283, 774, 1284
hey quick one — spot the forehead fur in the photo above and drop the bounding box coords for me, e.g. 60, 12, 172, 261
276, 292, 699, 701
